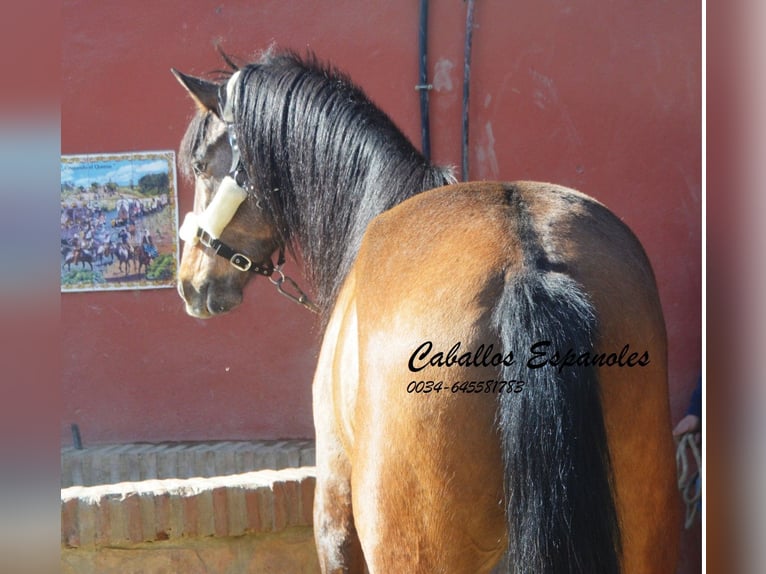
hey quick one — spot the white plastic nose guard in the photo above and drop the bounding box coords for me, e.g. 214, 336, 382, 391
179, 175, 248, 245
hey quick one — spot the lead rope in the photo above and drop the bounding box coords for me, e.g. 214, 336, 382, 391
676, 432, 702, 528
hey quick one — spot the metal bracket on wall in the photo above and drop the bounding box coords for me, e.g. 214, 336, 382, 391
417, 0, 432, 163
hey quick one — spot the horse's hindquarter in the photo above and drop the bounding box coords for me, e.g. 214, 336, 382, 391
321, 181, 679, 573
504, 182, 680, 571
542, 188, 681, 571
347, 184, 511, 573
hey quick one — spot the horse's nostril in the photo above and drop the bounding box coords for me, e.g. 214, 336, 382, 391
177, 280, 213, 318
177, 280, 186, 301
177, 279, 201, 305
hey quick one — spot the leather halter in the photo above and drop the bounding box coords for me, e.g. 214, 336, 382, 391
185, 73, 279, 277
177, 72, 318, 313
194, 226, 279, 276
184, 73, 319, 313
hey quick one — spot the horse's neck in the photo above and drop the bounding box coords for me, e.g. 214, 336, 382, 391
292, 164, 439, 311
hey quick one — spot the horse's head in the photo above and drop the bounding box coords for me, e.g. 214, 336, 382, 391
172, 69, 281, 318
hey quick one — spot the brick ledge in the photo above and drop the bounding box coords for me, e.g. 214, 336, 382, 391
61, 467, 317, 548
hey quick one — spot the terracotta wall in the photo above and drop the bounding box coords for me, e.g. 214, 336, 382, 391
62, 0, 700, 446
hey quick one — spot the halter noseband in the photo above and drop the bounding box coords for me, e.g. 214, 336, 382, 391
178, 72, 319, 313
195, 226, 280, 275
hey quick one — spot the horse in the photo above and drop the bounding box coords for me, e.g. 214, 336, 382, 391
96, 240, 114, 265
172, 51, 680, 573
61, 242, 74, 271
72, 247, 94, 271
62, 241, 94, 272
115, 243, 133, 275
135, 244, 154, 275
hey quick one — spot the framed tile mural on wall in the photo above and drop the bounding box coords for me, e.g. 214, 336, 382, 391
60, 151, 180, 292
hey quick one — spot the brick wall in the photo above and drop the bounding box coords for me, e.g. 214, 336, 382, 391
61, 442, 320, 573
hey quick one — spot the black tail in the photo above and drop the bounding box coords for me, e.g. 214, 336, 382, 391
493, 270, 621, 573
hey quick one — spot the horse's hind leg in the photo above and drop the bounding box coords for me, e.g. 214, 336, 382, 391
312, 276, 365, 573
313, 432, 365, 573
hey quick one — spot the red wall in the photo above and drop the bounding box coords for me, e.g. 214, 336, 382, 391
62, 0, 700, 445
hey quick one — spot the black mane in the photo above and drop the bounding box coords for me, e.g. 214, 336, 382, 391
230, 51, 454, 311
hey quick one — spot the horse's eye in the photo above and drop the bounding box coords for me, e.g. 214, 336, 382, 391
192, 161, 207, 176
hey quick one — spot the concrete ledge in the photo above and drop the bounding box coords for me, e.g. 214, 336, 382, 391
62, 440, 316, 487
62, 467, 316, 548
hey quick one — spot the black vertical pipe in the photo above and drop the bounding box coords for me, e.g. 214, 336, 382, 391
418, 0, 431, 162
462, 0, 475, 181
71, 423, 83, 450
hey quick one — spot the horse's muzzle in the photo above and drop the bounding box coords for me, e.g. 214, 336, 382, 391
177, 279, 243, 318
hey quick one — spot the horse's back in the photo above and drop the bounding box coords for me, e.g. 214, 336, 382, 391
325, 181, 679, 572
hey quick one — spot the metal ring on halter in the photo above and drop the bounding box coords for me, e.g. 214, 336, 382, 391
269, 268, 286, 287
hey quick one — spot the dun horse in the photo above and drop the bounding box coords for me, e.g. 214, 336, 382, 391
173, 51, 679, 573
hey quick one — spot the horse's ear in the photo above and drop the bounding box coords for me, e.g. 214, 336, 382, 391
171, 69, 219, 114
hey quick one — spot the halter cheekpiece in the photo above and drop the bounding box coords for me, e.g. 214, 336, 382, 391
217, 77, 247, 185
